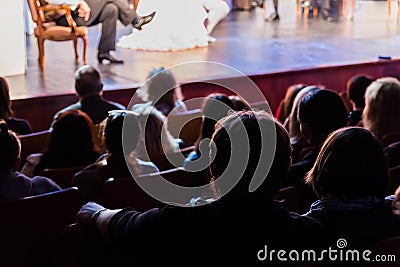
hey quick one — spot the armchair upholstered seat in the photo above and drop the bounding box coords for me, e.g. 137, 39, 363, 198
27, 0, 88, 69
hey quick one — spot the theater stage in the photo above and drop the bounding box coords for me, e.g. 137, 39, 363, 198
4, 0, 400, 131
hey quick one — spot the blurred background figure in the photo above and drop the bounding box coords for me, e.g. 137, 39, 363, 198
275, 83, 307, 124
0, 77, 32, 135
264, 0, 280, 22
131, 67, 187, 116
346, 74, 374, 126
203, 0, 231, 42
134, 107, 183, 162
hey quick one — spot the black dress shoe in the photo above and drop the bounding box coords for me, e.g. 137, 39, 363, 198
265, 12, 280, 22
97, 52, 124, 64
132, 11, 156, 30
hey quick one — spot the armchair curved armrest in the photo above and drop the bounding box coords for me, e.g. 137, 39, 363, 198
38, 4, 77, 31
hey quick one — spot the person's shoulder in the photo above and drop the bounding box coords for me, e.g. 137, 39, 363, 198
107, 100, 126, 110
7, 171, 32, 184
58, 102, 82, 114
30, 175, 62, 194
52, 102, 81, 122
5, 118, 32, 135
6, 117, 29, 124
270, 201, 322, 230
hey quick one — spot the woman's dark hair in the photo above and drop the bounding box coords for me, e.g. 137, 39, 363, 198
0, 77, 14, 119
35, 110, 98, 175
229, 95, 250, 111
104, 111, 141, 155
277, 83, 307, 123
195, 93, 235, 154
306, 127, 388, 199
210, 110, 291, 203
298, 89, 348, 144
0, 121, 20, 173
346, 75, 374, 109
49, 110, 94, 153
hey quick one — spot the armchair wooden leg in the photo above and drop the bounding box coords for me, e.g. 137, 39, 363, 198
73, 38, 79, 62
296, 0, 301, 17
82, 35, 88, 65
388, 0, 391, 21
348, 0, 354, 20
304, 6, 309, 19
37, 37, 45, 70
313, 0, 318, 17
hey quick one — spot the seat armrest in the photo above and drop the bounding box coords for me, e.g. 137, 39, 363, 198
38, 5, 77, 31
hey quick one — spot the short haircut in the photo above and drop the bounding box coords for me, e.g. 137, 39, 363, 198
298, 89, 348, 142
306, 127, 388, 199
0, 122, 20, 173
74, 65, 102, 97
347, 75, 374, 109
210, 110, 291, 202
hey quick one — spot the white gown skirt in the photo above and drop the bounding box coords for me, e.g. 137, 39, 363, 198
117, 0, 209, 51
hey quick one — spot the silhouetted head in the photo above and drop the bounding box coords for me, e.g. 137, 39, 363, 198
74, 65, 103, 98
287, 85, 320, 141
139, 67, 183, 112
134, 107, 179, 160
228, 95, 250, 111
0, 77, 13, 119
104, 110, 141, 155
298, 89, 348, 146
201, 93, 235, 138
49, 110, 95, 154
210, 110, 291, 203
0, 121, 20, 174
306, 127, 388, 200
346, 74, 374, 109
278, 83, 307, 123
363, 77, 400, 139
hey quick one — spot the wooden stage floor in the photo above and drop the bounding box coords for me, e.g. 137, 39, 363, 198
5, 0, 400, 101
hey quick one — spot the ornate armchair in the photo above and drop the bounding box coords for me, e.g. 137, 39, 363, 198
27, 0, 88, 69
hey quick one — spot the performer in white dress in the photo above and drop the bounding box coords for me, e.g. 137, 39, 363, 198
203, 0, 230, 42
117, 0, 209, 51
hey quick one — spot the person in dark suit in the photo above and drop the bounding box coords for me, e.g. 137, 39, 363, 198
51, 65, 125, 128
45, 0, 155, 64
